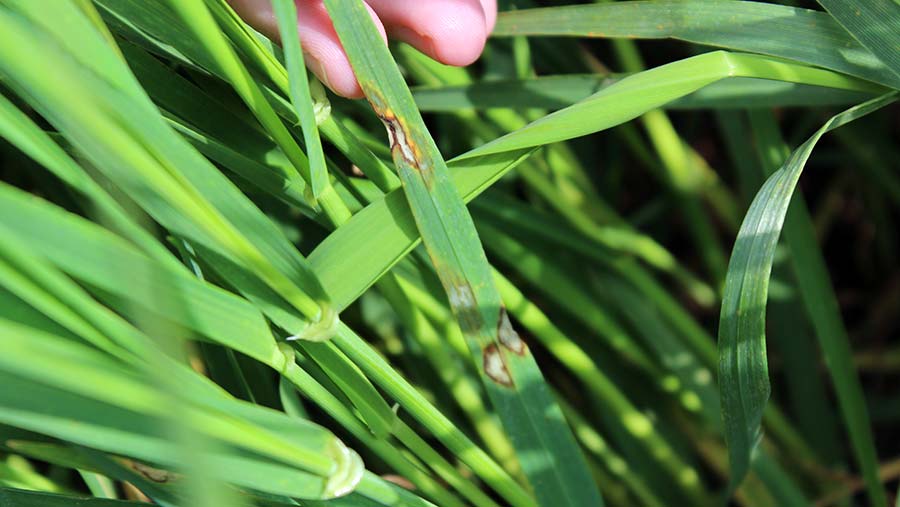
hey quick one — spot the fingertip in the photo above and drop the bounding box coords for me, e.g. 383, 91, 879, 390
323, 2, 384, 98
481, 0, 497, 33
429, 16, 487, 66
424, 1, 489, 66
294, 1, 386, 99
367, 0, 488, 66
312, 57, 365, 99
332, 83, 366, 99
363, 1, 390, 44
226, 0, 278, 39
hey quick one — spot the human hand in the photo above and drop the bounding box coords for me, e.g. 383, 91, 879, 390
227, 0, 497, 98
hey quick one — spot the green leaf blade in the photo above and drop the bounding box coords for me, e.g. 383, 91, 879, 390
493, 0, 900, 89
321, 2, 603, 506
717, 92, 897, 499
817, 0, 900, 84
271, 0, 330, 198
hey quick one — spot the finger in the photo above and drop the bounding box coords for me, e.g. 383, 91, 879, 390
291, 1, 387, 98
225, 0, 387, 98
365, 0, 488, 66
226, 0, 283, 40
480, 0, 497, 33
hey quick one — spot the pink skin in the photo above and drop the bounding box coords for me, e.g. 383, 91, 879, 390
227, 0, 497, 98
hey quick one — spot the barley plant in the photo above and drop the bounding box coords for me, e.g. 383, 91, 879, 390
0, 0, 898, 506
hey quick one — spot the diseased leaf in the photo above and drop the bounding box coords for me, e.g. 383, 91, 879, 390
322, 3, 602, 506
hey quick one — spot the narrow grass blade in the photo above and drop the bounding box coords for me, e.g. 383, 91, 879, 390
817, 0, 900, 82
555, 397, 666, 507
0, 183, 280, 364
490, 268, 711, 503
457, 52, 884, 160
0, 234, 339, 467
295, 341, 398, 440
412, 76, 875, 112
6, 444, 181, 506
310, 150, 534, 310
171, 0, 347, 223
192, 239, 510, 506
203, 0, 288, 92
270, 0, 329, 198
0, 5, 338, 339
0, 181, 400, 447
79, 471, 117, 499
0, 315, 354, 499
99, 0, 400, 201
0, 93, 181, 270
4, 0, 146, 99
473, 188, 814, 503
0, 488, 145, 507
160, 0, 313, 194
322, 2, 603, 505
748, 109, 890, 507
278, 354, 477, 507
720, 111, 843, 464
717, 92, 897, 497
382, 271, 521, 477
330, 326, 535, 507
493, 0, 900, 89
119, 40, 312, 209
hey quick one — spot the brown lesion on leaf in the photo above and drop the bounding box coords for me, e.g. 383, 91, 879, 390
381, 474, 415, 491
365, 91, 436, 189
497, 307, 527, 356
447, 282, 484, 334
483, 343, 514, 387
127, 460, 180, 483
438, 267, 483, 335
370, 105, 421, 168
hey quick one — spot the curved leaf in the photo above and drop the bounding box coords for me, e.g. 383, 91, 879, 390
457, 51, 883, 160
718, 92, 897, 496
